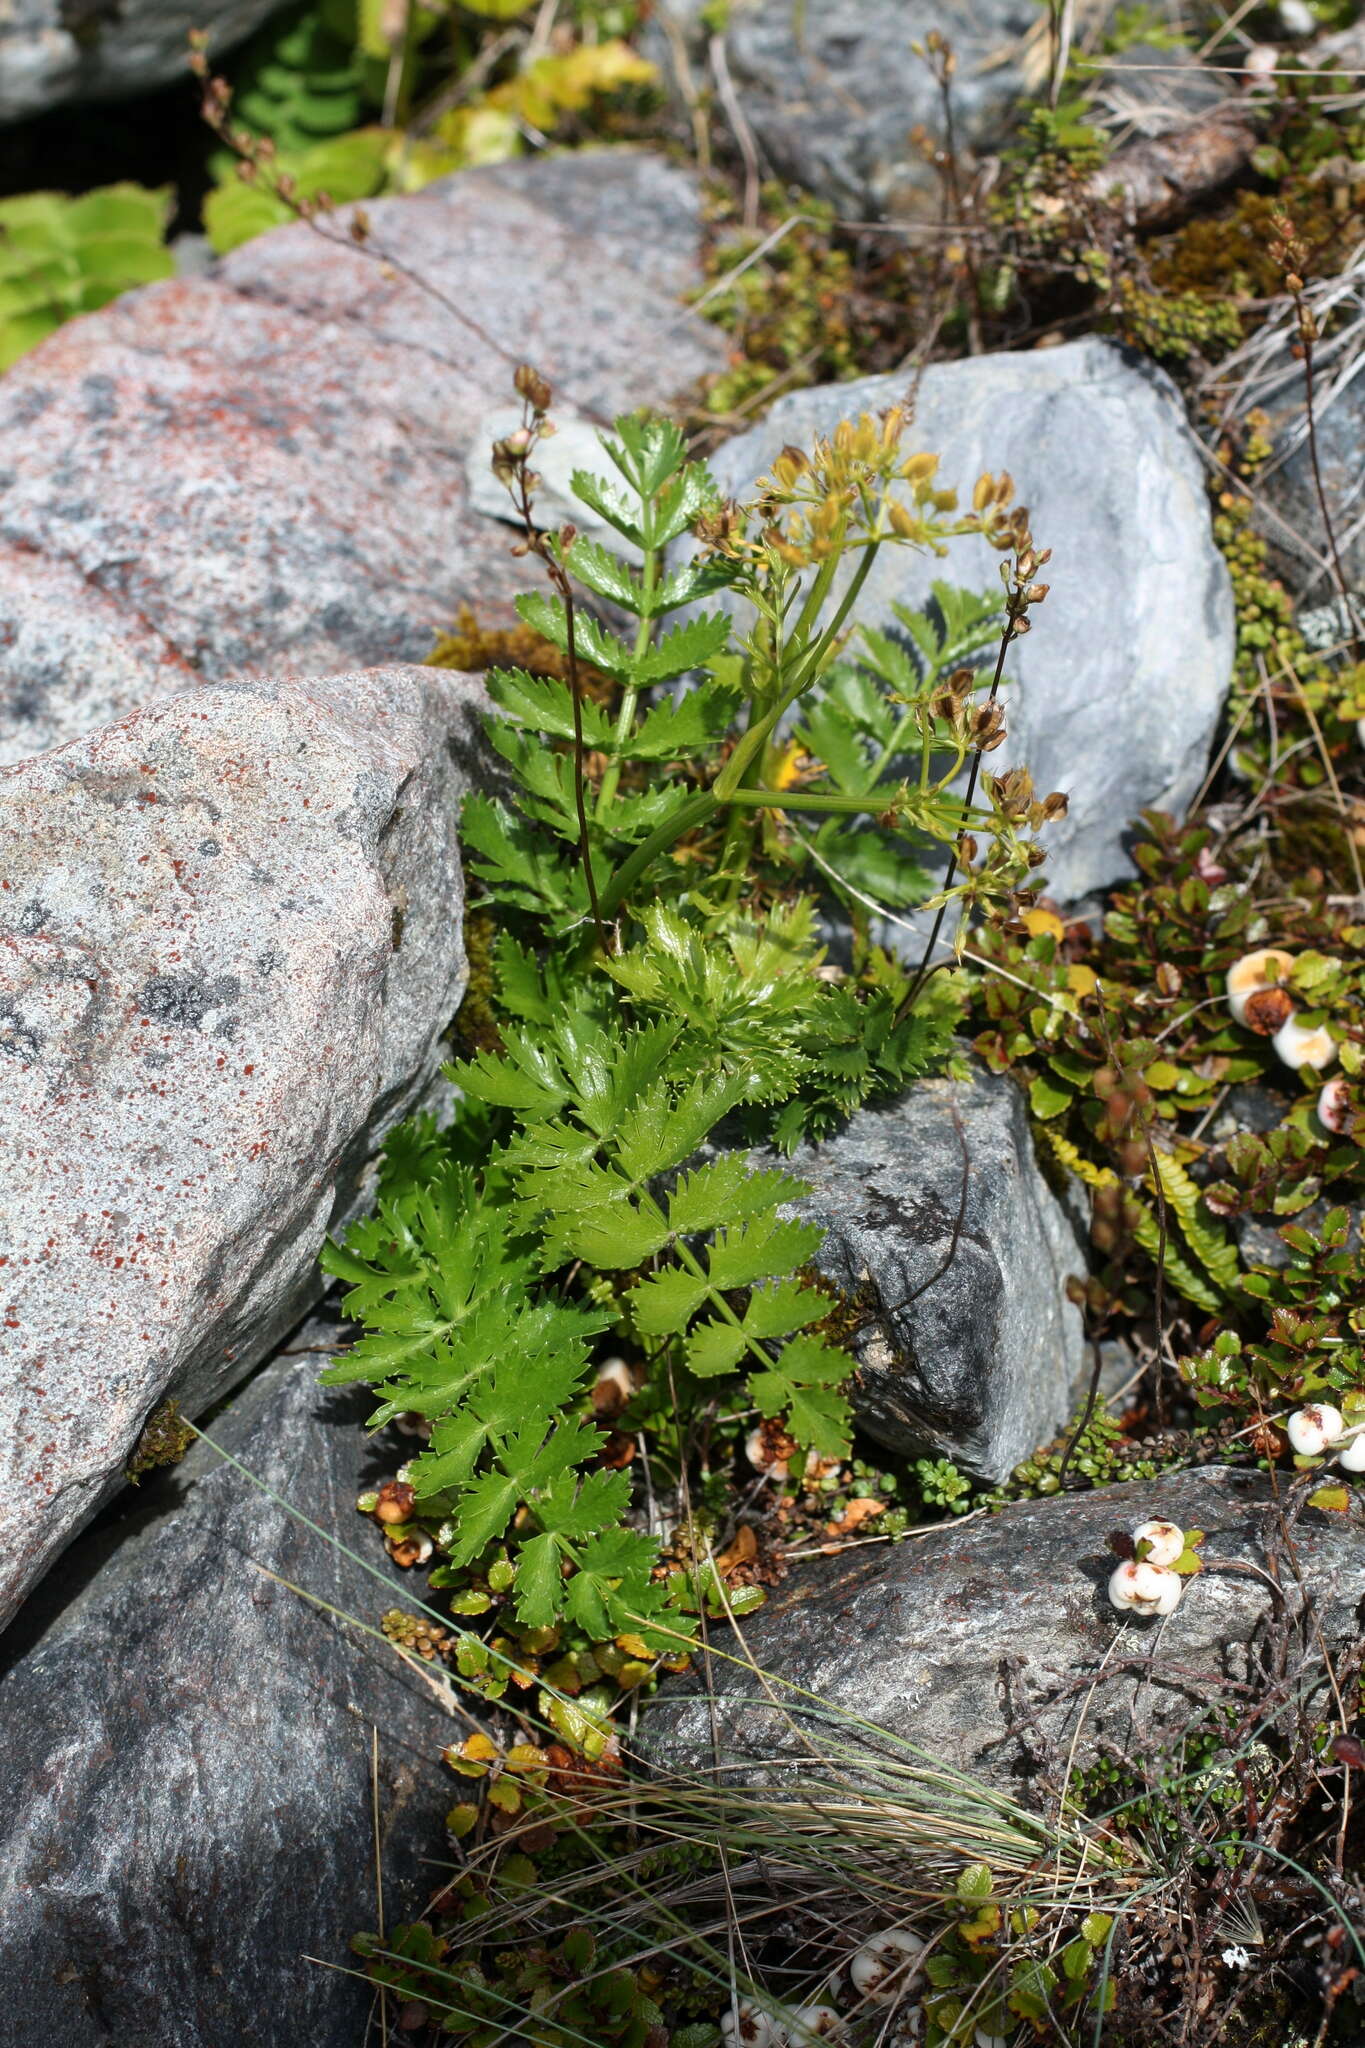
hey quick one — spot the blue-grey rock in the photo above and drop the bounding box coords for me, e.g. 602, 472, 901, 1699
0, 1325, 453, 2048
1258, 361, 1365, 616
646, 0, 1035, 218
0, 0, 283, 122
783, 1065, 1085, 1481
645, 1467, 1365, 1792
704, 337, 1235, 906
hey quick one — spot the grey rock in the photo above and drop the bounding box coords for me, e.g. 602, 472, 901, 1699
0, 664, 483, 1627
1257, 365, 1365, 609
782, 1065, 1085, 1481
646, 0, 1036, 218
645, 1467, 1365, 1793
1091, 42, 1230, 140
0, 150, 724, 768
704, 337, 1235, 905
170, 231, 216, 279
465, 148, 713, 302
0, 0, 284, 123
1232, 1200, 1360, 1273
1210, 1081, 1292, 1141
0, 1322, 454, 2048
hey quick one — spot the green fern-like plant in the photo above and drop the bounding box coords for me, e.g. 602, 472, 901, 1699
220, 0, 368, 154
326, 394, 1056, 1642
0, 184, 175, 370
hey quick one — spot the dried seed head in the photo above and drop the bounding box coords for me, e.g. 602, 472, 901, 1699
513, 363, 553, 411
1115, 1137, 1149, 1178
1242, 985, 1294, 1036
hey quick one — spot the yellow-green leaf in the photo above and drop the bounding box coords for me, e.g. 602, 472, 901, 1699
1029, 1073, 1072, 1120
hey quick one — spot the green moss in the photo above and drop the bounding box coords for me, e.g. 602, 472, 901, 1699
692, 183, 869, 419
1213, 486, 1307, 697
452, 904, 501, 1057
1117, 279, 1242, 363
986, 1404, 1242, 1507
125, 1397, 196, 1481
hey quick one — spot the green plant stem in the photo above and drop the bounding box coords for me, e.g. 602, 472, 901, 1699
595, 539, 660, 819
716, 543, 882, 800
595, 777, 952, 921
561, 579, 608, 953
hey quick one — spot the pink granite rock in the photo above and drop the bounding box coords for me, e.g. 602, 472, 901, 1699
0, 663, 484, 1626
0, 151, 725, 766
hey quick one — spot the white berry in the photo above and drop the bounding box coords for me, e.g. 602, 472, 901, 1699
786, 2007, 847, 2044
848, 1927, 925, 2001
1318, 1076, 1352, 1135
1132, 1518, 1184, 1568
1108, 1558, 1183, 1617
1286, 1403, 1345, 1456
721, 2001, 784, 2048
1225, 948, 1295, 1026
1337, 1427, 1365, 1473
1272, 1015, 1336, 1074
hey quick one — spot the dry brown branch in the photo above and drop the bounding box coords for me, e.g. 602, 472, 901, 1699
1087, 99, 1264, 230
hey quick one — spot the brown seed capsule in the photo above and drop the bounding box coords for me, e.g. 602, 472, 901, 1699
514, 363, 553, 411
375, 1479, 416, 1525
1242, 985, 1294, 1036
1226, 948, 1295, 1025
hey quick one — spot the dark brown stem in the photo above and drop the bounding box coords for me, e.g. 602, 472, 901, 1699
1054, 1333, 1104, 1489
1144, 1105, 1171, 1429
505, 408, 608, 955
192, 65, 612, 427
932, 47, 982, 356
897, 608, 1017, 1020
556, 571, 609, 954
887, 1101, 970, 1310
